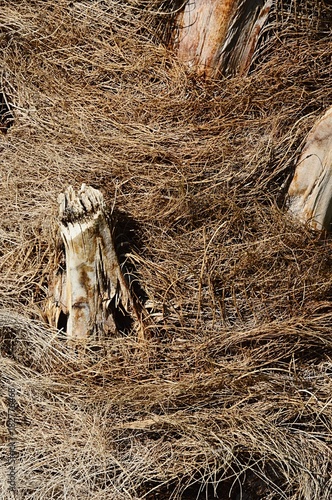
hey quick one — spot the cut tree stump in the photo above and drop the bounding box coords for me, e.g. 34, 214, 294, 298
288, 107, 332, 231
174, 0, 272, 77
46, 184, 145, 340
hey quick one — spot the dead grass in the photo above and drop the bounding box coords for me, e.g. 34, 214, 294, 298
1, 1, 332, 498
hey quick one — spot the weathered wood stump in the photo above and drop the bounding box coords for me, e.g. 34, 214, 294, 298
288, 107, 332, 231
174, 0, 272, 77
46, 184, 145, 339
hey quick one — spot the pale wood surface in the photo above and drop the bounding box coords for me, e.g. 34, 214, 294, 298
288, 107, 332, 231
175, 0, 272, 77
46, 184, 144, 339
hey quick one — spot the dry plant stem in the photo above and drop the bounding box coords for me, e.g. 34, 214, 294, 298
288, 107, 332, 231
53, 184, 142, 339
175, 0, 272, 77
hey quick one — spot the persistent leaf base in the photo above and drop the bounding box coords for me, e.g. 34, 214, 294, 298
46, 184, 144, 339
174, 0, 272, 77
288, 107, 332, 231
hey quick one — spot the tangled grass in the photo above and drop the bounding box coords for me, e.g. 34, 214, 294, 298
1, 1, 332, 498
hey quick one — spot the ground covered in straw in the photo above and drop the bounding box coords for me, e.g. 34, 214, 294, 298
1, 1, 332, 498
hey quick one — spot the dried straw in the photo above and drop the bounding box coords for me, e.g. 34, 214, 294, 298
1, 1, 332, 498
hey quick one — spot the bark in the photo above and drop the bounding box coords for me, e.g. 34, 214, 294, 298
174, 0, 272, 77
288, 107, 332, 231
46, 184, 145, 339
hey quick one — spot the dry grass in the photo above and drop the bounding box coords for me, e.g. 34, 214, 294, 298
1, 1, 332, 498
